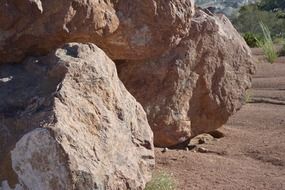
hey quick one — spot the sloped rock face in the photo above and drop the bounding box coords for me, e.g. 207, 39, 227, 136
0, 0, 194, 63
0, 43, 154, 190
117, 9, 256, 147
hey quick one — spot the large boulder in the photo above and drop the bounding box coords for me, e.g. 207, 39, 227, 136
0, 43, 154, 189
117, 9, 256, 147
0, 0, 194, 63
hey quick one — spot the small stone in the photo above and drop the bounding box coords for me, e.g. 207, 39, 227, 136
190, 134, 215, 145
197, 147, 209, 153
162, 148, 169, 153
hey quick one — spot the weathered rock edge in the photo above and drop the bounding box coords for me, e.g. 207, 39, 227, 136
0, 0, 194, 63
0, 43, 154, 190
117, 9, 256, 147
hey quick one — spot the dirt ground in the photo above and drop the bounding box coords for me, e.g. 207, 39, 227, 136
154, 49, 285, 190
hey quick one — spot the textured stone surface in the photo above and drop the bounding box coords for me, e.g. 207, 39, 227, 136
0, 0, 194, 63
117, 9, 256, 147
0, 43, 154, 190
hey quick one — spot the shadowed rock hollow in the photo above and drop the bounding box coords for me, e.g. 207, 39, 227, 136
0, 43, 154, 190
117, 9, 256, 147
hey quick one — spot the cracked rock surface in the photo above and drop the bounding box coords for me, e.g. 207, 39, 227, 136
0, 43, 154, 190
117, 9, 256, 147
0, 0, 194, 63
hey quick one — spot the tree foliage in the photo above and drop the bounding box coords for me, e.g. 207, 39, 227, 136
232, 0, 285, 38
259, 0, 285, 11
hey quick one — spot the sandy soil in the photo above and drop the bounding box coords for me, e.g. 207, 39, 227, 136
154, 49, 285, 190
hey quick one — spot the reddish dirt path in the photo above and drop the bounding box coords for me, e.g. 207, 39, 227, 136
154, 50, 285, 190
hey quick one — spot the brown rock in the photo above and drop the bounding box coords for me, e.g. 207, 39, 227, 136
0, 43, 154, 189
117, 9, 256, 147
0, 0, 194, 63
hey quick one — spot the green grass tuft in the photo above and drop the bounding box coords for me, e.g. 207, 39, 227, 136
257, 22, 278, 64
244, 90, 252, 104
145, 172, 176, 190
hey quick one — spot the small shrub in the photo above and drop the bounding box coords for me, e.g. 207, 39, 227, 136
276, 11, 285, 19
278, 44, 285, 56
273, 37, 285, 45
243, 32, 262, 47
244, 90, 252, 104
257, 22, 278, 63
145, 172, 176, 190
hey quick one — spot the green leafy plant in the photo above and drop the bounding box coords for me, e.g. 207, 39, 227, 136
244, 90, 252, 104
273, 37, 285, 45
257, 22, 278, 63
145, 172, 176, 190
258, 0, 285, 12
278, 44, 285, 56
243, 32, 263, 47
232, 3, 285, 39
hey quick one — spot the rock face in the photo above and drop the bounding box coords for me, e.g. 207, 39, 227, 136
0, 43, 154, 189
0, 0, 194, 63
117, 9, 256, 147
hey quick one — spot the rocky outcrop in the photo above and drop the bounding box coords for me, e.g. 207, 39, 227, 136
0, 0, 194, 63
117, 9, 256, 147
0, 43, 154, 189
